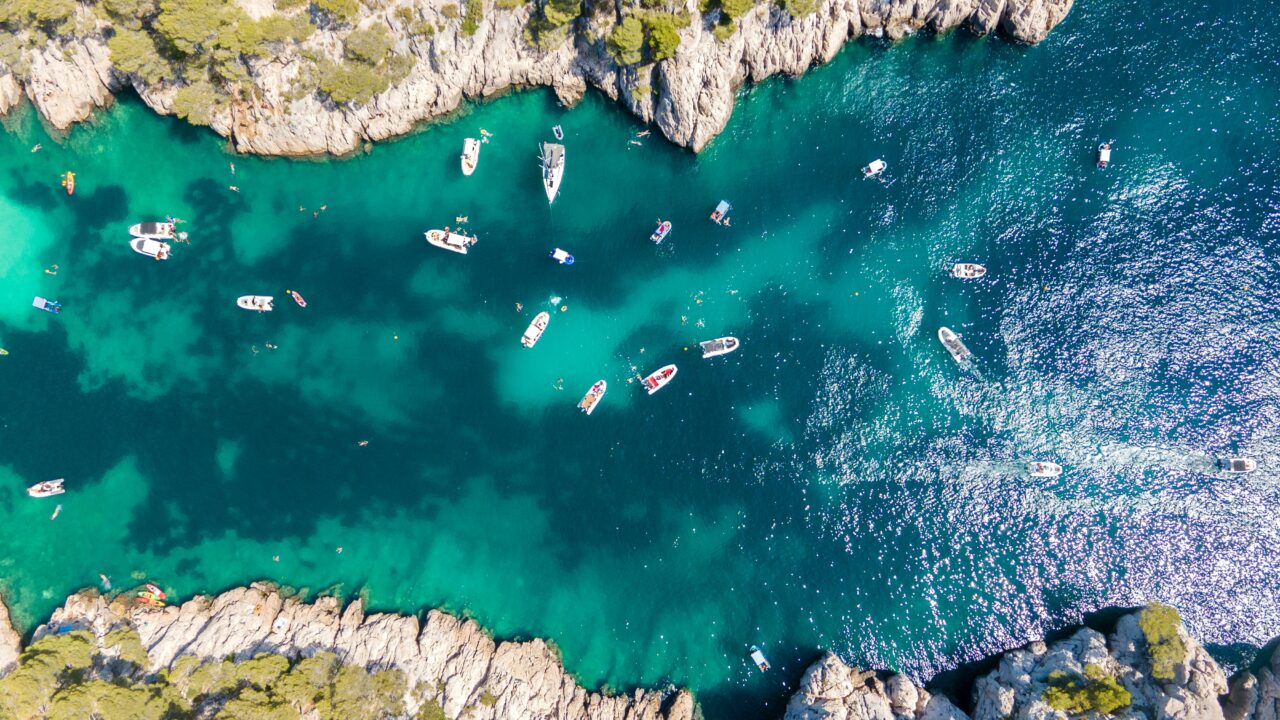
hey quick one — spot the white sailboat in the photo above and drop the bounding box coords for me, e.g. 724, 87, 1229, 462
521, 311, 550, 348
461, 138, 480, 176
540, 142, 565, 204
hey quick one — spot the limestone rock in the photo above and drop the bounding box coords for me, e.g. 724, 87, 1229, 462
0, 598, 20, 675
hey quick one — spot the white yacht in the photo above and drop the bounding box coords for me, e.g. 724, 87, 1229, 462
937, 327, 971, 363
1028, 461, 1063, 478
540, 142, 565, 204
951, 263, 986, 279
130, 237, 171, 260
237, 295, 273, 312
1097, 142, 1112, 169
521, 311, 550, 348
425, 229, 476, 254
699, 336, 739, 358
578, 380, 606, 415
27, 479, 65, 498
461, 138, 480, 176
1218, 457, 1257, 474
129, 222, 174, 239
863, 159, 886, 178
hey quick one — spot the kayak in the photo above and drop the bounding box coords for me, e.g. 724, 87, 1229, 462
288, 290, 307, 308
61, 171, 75, 195
144, 583, 167, 600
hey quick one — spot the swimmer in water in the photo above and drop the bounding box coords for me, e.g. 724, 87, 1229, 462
99, 574, 112, 591
229, 185, 239, 192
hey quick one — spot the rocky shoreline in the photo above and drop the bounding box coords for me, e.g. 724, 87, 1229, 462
0, 0, 1071, 157
1, 584, 1278, 720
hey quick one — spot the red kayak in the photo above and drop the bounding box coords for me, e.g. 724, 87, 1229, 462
288, 290, 307, 308
145, 583, 167, 600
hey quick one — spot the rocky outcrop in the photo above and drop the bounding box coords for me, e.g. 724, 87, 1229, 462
14, 583, 692, 720
0, 0, 1071, 156
0, 600, 20, 676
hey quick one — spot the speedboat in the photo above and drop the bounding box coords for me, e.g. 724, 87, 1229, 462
552, 125, 564, 140
237, 295, 273, 312
699, 336, 739, 358
578, 380, 606, 415
650, 220, 672, 244
550, 248, 575, 265
32, 297, 61, 314
129, 222, 175, 239
1028, 461, 1063, 478
750, 645, 770, 672
461, 138, 480, 176
540, 142, 565, 204
425, 229, 476, 254
710, 200, 731, 225
641, 364, 677, 395
1097, 142, 1111, 169
521, 311, 550, 348
862, 159, 886, 178
937, 327, 971, 363
130, 238, 171, 260
1218, 457, 1257, 474
288, 290, 307, 308
27, 479, 65, 498
951, 263, 986, 279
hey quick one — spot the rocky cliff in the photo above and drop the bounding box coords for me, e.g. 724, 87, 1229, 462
0, 0, 1071, 156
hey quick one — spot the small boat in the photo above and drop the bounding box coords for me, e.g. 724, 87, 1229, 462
425, 229, 477, 254
50, 504, 62, 520
699, 336, 739, 358
750, 645, 771, 672
540, 142, 565, 204
862, 159, 886, 178
951, 263, 986, 279
61, 171, 75, 195
710, 200, 731, 225
641, 364, 677, 395
1028, 461, 1063, 478
549, 248, 575, 265
136, 592, 166, 608
145, 583, 168, 600
461, 137, 480, 176
650, 220, 672, 244
578, 380, 607, 415
237, 295, 273, 312
129, 222, 175, 239
1097, 142, 1112, 169
130, 238, 171, 260
937, 327, 971, 363
27, 479, 65, 498
0, 349, 8, 356
552, 125, 564, 140
32, 297, 61, 314
1218, 457, 1257, 474
288, 290, 307, 308
521, 311, 550, 348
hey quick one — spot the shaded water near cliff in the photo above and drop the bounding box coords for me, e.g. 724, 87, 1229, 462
2, 0, 1280, 716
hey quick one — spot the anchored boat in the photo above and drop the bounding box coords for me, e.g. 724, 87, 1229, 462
862, 159, 886, 178
1028, 461, 1063, 478
540, 142, 565, 204
237, 295, 273, 312
550, 248, 575, 265
130, 238, 171, 260
288, 290, 307, 308
578, 380, 607, 415
699, 336, 739, 358
1097, 142, 1112, 169
27, 479, 65, 498
641, 364, 677, 395
552, 125, 564, 140
650, 220, 672, 244
461, 138, 480, 176
1218, 457, 1257, 474
32, 296, 61, 314
425, 229, 477, 254
129, 222, 175, 239
145, 583, 168, 600
709, 200, 731, 225
61, 171, 75, 195
937, 327, 971, 363
521, 311, 550, 348
750, 645, 771, 672
951, 263, 986, 279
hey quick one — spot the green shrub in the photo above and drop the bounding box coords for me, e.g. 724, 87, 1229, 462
102, 0, 158, 22
645, 13, 679, 60
719, 0, 753, 19
314, 0, 359, 22
172, 80, 221, 125
541, 0, 581, 26
104, 628, 150, 670
344, 25, 393, 63
1042, 665, 1131, 715
606, 16, 643, 64
154, 0, 233, 54
496, 0, 524, 9
275, 0, 310, 8
1139, 604, 1186, 681
781, 0, 816, 15
461, 0, 483, 35
417, 699, 447, 720
108, 28, 170, 83
440, 3, 459, 18
711, 19, 734, 39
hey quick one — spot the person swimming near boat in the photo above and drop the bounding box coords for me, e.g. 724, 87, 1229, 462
265, 343, 278, 350
229, 185, 239, 192
44, 264, 58, 275
515, 303, 523, 312
99, 574, 111, 591
31, 144, 42, 152
455, 216, 468, 223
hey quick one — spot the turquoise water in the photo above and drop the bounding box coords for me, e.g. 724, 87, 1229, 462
3, 0, 1280, 716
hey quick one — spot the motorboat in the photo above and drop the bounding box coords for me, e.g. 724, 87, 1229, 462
288, 290, 307, 308
710, 200, 731, 225
129, 222, 174, 239
552, 125, 564, 140
550, 248, 575, 265
641, 364, 677, 395
650, 220, 672, 244
1097, 142, 1112, 169
951, 263, 986, 279
937, 327, 971, 363
130, 237, 171, 260
27, 479, 65, 498
540, 142, 565, 204
461, 137, 480, 176
578, 380, 607, 415
521, 311, 550, 348
425, 229, 476, 254
750, 645, 770, 672
699, 336, 739, 358
32, 296, 61, 314
237, 295, 273, 312
862, 159, 886, 178
1218, 457, 1257, 474
1028, 461, 1063, 478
